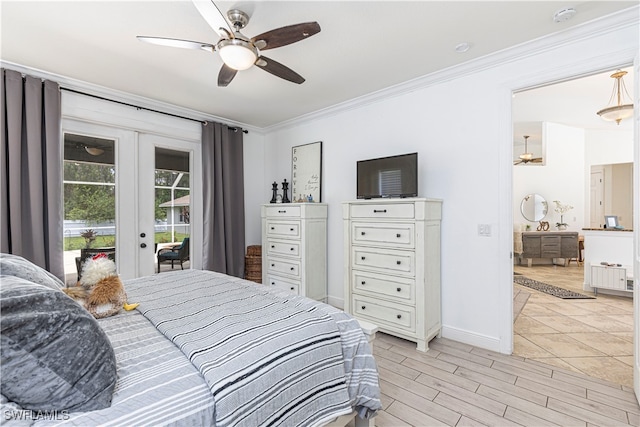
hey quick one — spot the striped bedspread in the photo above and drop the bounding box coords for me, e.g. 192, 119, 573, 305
126, 270, 380, 426
32, 310, 216, 427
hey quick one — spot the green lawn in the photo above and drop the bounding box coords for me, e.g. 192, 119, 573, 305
64, 232, 189, 251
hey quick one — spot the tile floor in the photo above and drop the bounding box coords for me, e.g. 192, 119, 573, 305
513, 262, 634, 388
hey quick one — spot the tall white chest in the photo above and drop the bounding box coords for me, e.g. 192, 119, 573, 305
343, 198, 442, 351
261, 203, 327, 301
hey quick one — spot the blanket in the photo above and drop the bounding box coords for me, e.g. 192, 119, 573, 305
126, 270, 376, 427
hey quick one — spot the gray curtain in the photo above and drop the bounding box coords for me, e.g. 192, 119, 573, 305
1, 69, 63, 279
201, 121, 245, 277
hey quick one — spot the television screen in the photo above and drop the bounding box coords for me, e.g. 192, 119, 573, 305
357, 153, 418, 199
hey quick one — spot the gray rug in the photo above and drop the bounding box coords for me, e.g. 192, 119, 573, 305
513, 276, 595, 299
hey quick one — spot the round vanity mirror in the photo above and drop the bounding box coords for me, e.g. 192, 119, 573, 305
520, 193, 547, 222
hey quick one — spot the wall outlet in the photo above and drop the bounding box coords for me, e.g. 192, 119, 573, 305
478, 224, 492, 237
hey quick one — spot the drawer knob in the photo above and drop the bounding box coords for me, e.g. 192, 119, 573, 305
271, 263, 275, 267
361, 305, 366, 310
396, 233, 401, 238
290, 228, 294, 231
270, 227, 275, 230
396, 287, 401, 292
290, 247, 294, 251
361, 231, 366, 235
397, 314, 402, 319
396, 260, 401, 265
271, 281, 275, 285
373, 209, 387, 213
361, 281, 366, 285
290, 267, 294, 271
290, 287, 295, 290
361, 256, 366, 260
271, 245, 275, 248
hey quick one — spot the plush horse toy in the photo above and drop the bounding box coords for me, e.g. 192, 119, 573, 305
63, 253, 138, 318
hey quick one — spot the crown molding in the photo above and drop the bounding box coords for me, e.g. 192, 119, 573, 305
265, 5, 639, 133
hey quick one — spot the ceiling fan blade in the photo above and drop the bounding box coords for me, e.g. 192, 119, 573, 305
251, 22, 321, 50
137, 36, 214, 52
532, 158, 543, 163
255, 56, 305, 84
218, 64, 238, 87
191, 0, 233, 38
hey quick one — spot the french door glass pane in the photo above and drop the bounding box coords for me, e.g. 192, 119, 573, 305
63, 133, 116, 284
155, 148, 190, 249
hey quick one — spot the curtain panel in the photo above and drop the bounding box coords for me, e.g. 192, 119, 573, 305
201, 121, 245, 277
1, 69, 64, 279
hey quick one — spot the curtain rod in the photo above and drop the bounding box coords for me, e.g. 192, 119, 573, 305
60, 87, 248, 134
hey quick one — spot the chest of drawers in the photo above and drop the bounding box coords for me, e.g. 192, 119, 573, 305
261, 203, 327, 301
343, 198, 442, 352
520, 231, 579, 267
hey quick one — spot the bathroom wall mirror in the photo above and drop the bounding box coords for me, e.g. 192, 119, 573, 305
520, 193, 548, 222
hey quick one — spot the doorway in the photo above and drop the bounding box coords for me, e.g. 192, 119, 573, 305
511, 67, 635, 387
62, 118, 201, 282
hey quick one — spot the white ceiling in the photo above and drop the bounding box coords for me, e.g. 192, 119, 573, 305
1, 1, 637, 128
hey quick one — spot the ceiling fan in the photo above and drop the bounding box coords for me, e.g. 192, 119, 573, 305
513, 135, 543, 165
137, 0, 320, 87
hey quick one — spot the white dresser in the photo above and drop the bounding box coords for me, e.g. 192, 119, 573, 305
261, 203, 327, 301
343, 198, 442, 351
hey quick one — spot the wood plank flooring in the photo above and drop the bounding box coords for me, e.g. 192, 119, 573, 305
372, 333, 639, 426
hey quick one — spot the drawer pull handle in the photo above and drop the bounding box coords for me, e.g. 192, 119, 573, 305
361, 305, 366, 310
361, 281, 366, 285
278, 210, 286, 213
361, 231, 366, 235
396, 233, 401, 238
290, 287, 295, 290
373, 209, 387, 213
396, 260, 401, 265
271, 245, 275, 248
290, 267, 294, 271
397, 314, 402, 319
290, 228, 294, 231
396, 287, 401, 292
270, 227, 275, 230
361, 256, 366, 260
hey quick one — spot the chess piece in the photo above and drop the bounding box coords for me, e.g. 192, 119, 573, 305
270, 181, 278, 203
281, 179, 290, 203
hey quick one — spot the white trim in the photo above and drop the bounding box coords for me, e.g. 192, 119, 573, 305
441, 325, 501, 353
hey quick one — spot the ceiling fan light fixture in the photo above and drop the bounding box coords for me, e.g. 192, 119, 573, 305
519, 152, 533, 161
596, 70, 634, 125
217, 38, 258, 70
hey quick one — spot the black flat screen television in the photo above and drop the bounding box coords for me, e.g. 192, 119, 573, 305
357, 152, 418, 199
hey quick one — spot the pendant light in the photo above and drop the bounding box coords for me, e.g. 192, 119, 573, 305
596, 70, 634, 125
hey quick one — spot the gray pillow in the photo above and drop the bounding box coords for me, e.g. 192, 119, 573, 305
0, 253, 64, 291
0, 276, 117, 412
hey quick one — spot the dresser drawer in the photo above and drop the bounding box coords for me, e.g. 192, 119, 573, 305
266, 220, 301, 238
350, 203, 415, 219
352, 247, 414, 275
540, 236, 561, 257
352, 296, 415, 332
351, 223, 415, 248
266, 239, 300, 257
263, 205, 301, 218
353, 271, 414, 302
267, 258, 300, 277
266, 275, 300, 294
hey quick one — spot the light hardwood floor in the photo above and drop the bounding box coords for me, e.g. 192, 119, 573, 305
372, 262, 637, 426
372, 332, 639, 426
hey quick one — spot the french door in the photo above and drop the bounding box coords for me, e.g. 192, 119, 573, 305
62, 118, 201, 282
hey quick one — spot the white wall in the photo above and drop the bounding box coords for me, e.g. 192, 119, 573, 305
513, 122, 585, 232
246, 16, 639, 353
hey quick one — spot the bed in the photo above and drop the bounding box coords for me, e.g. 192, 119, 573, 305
0, 254, 381, 426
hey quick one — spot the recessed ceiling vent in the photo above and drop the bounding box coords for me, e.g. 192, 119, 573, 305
553, 7, 577, 23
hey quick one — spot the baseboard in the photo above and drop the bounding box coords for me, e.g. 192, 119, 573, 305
327, 296, 345, 310
441, 325, 504, 353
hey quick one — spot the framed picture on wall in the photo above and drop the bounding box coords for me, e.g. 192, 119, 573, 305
291, 141, 322, 202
